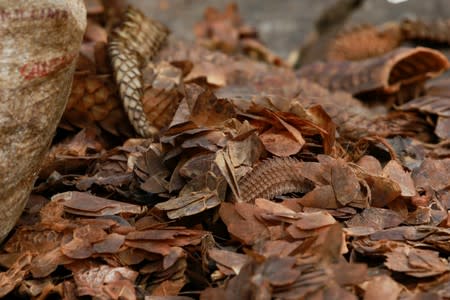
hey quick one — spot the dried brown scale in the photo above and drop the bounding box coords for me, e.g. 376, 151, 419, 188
295, 79, 380, 139
326, 23, 403, 61
141, 62, 184, 130
398, 96, 450, 117
315, 0, 365, 34
142, 88, 181, 130
296, 0, 365, 66
395, 95, 450, 140
234, 157, 315, 203
426, 78, 450, 97
108, 7, 169, 137
401, 18, 450, 44
369, 111, 436, 142
297, 47, 449, 99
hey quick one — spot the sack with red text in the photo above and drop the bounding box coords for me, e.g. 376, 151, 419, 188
0, 0, 86, 242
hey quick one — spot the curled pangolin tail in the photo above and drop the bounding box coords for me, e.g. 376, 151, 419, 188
108, 7, 169, 138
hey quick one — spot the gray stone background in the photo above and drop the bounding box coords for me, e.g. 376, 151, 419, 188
128, 0, 450, 59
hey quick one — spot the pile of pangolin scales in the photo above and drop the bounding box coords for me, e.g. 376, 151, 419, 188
1, 1, 450, 299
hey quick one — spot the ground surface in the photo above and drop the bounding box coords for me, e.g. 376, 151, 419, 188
129, 0, 450, 58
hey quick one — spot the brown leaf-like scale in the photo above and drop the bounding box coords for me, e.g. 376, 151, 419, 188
401, 18, 450, 45
141, 62, 184, 130
398, 95, 450, 117
296, 79, 378, 139
298, 47, 449, 98
327, 23, 403, 61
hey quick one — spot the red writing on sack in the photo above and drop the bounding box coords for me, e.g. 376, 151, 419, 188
0, 8, 68, 22
19, 52, 77, 80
